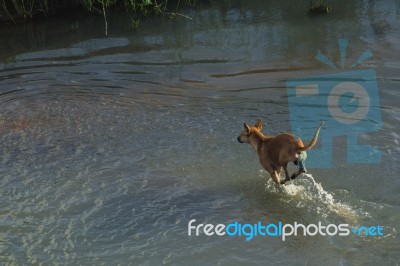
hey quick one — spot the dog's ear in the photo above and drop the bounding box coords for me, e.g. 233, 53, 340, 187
255, 118, 262, 130
243, 123, 251, 133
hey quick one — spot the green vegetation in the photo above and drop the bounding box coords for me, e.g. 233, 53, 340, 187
0, 0, 196, 29
1, 0, 76, 23
309, 0, 332, 15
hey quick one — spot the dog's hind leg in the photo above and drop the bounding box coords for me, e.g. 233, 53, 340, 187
298, 151, 308, 173
291, 152, 308, 180
290, 170, 302, 180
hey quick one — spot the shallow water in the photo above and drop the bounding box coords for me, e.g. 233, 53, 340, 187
1, 0, 400, 265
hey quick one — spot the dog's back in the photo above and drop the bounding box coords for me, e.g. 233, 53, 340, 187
262, 133, 300, 165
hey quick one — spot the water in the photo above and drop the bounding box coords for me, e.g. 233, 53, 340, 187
1, 0, 400, 265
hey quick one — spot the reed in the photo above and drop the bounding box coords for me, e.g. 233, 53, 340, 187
0, 0, 196, 25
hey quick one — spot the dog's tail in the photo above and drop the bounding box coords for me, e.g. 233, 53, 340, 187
298, 122, 324, 152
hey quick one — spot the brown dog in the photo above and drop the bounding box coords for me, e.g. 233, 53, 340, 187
237, 118, 323, 185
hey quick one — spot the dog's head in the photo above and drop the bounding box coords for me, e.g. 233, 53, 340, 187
237, 118, 263, 143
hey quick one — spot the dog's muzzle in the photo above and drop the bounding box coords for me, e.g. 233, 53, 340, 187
237, 136, 243, 143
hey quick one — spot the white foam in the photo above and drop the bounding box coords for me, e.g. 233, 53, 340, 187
263, 172, 361, 223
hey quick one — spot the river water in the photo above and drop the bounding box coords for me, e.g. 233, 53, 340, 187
0, 0, 399, 265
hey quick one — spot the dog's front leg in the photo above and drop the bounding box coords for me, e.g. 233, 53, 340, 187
269, 171, 281, 185
280, 164, 291, 185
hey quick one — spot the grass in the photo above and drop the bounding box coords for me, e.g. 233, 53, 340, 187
0, 0, 197, 30
1, 0, 77, 23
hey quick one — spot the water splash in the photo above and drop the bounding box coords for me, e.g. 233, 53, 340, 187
264, 173, 361, 223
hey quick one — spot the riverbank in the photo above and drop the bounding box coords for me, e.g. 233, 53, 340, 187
0, 0, 197, 26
